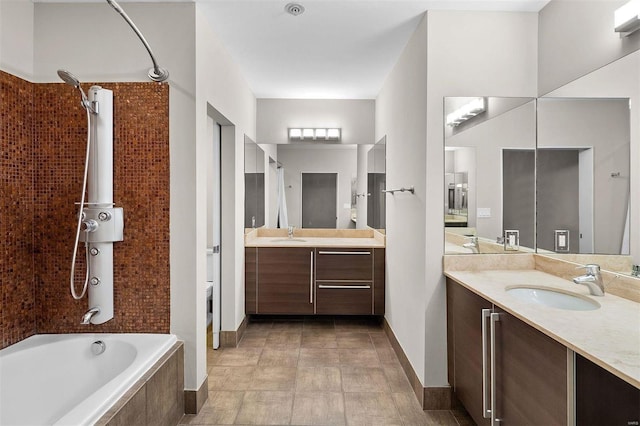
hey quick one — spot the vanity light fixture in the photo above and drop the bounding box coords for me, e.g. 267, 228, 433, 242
446, 97, 486, 127
615, 0, 640, 36
288, 128, 341, 141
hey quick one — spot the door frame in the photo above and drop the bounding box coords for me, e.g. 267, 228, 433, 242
300, 171, 339, 228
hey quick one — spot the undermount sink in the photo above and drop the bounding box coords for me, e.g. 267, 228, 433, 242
270, 238, 307, 243
506, 286, 600, 311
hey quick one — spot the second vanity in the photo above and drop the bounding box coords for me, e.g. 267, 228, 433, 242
244, 228, 385, 316
444, 254, 640, 426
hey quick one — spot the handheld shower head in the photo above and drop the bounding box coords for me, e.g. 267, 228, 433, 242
57, 69, 98, 114
57, 69, 81, 88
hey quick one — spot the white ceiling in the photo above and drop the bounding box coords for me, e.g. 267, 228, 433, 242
35, 0, 550, 99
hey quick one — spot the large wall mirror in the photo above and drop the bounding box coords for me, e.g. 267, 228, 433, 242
367, 136, 386, 230
443, 51, 637, 277
444, 97, 536, 254
244, 135, 265, 228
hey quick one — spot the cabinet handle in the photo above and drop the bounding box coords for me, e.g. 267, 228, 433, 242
481, 309, 492, 419
490, 312, 501, 426
317, 251, 371, 255
318, 285, 371, 289
310, 251, 314, 304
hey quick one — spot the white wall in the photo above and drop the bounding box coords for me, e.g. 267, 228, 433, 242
544, 51, 640, 263
277, 145, 357, 229
424, 10, 537, 386
0, 0, 34, 78
538, 0, 640, 96
195, 4, 256, 390
257, 99, 375, 145
377, 10, 538, 388
375, 13, 429, 383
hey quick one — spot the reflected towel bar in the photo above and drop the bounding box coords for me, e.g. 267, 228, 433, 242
382, 186, 415, 194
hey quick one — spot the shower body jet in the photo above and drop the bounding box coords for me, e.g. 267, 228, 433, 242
105, 0, 169, 82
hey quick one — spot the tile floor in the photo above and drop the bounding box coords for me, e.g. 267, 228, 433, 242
180, 317, 474, 426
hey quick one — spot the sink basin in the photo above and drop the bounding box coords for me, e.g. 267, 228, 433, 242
270, 238, 307, 243
506, 286, 600, 311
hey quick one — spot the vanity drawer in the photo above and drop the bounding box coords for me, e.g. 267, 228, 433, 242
315, 248, 373, 281
315, 281, 373, 315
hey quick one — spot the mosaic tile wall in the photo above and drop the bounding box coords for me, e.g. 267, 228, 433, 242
1, 71, 170, 348
1, 71, 36, 348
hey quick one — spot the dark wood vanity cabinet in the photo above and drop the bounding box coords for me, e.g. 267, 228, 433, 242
246, 247, 384, 316
447, 278, 566, 426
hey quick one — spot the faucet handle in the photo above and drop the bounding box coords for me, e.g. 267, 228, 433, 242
576, 264, 601, 275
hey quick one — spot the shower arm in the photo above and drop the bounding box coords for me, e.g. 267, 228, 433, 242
106, 0, 169, 82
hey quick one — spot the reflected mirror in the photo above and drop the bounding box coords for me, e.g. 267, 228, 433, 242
367, 137, 386, 230
537, 98, 630, 256
244, 135, 265, 228
444, 97, 536, 254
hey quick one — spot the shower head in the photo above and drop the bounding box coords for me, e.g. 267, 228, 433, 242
57, 69, 98, 114
57, 69, 81, 88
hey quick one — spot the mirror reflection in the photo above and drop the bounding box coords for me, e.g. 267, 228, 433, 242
244, 136, 265, 228
367, 137, 386, 230
444, 97, 536, 254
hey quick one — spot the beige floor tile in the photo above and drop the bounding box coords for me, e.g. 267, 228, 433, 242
450, 409, 476, 426
424, 410, 461, 426
244, 321, 273, 333
207, 348, 225, 366
291, 392, 345, 425
180, 391, 244, 425
338, 348, 380, 366
237, 334, 267, 348
334, 318, 382, 332
392, 392, 432, 425
301, 332, 338, 348
258, 347, 299, 367
296, 366, 342, 392
341, 366, 390, 393
335, 332, 373, 349
265, 331, 301, 348
208, 366, 255, 391
382, 364, 414, 393
271, 321, 304, 332
298, 348, 341, 366
248, 366, 297, 391
375, 345, 400, 364
343, 392, 402, 426
216, 348, 262, 366
234, 391, 294, 425
302, 319, 336, 331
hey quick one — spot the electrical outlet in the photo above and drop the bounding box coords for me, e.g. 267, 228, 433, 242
504, 230, 519, 251
555, 230, 570, 252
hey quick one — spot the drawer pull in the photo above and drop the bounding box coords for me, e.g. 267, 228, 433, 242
318, 285, 371, 289
317, 251, 371, 255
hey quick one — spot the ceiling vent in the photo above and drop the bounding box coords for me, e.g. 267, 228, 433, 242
285, 3, 305, 16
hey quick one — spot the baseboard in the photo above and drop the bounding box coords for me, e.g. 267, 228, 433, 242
184, 376, 208, 415
220, 316, 248, 348
383, 318, 452, 410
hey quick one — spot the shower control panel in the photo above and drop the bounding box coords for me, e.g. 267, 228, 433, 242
80, 207, 124, 243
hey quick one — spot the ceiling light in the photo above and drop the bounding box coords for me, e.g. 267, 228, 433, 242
615, 0, 640, 36
289, 128, 302, 139
288, 128, 342, 141
302, 129, 314, 139
285, 3, 305, 16
446, 98, 486, 127
315, 128, 327, 139
327, 129, 341, 140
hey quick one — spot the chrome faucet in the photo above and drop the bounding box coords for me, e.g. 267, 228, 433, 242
81, 307, 100, 324
287, 225, 295, 240
573, 264, 604, 296
463, 236, 479, 254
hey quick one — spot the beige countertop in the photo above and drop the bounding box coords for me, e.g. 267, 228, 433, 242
245, 228, 385, 248
445, 268, 640, 389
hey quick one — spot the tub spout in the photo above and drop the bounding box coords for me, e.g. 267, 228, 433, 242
81, 307, 100, 325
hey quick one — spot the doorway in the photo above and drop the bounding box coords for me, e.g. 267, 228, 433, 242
301, 172, 337, 228
206, 117, 222, 349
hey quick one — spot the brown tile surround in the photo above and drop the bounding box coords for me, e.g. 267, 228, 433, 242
1, 70, 170, 349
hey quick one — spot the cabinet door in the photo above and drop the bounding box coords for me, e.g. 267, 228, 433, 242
493, 307, 567, 425
316, 282, 372, 315
447, 279, 492, 426
315, 248, 373, 281
257, 247, 314, 314
245, 247, 257, 314
576, 353, 640, 425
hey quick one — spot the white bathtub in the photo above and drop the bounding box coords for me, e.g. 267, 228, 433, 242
0, 333, 177, 426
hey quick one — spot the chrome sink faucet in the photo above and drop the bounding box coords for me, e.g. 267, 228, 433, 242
81, 307, 100, 324
287, 225, 295, 240
463, 236, 479, 254
573, 264, 605, 296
